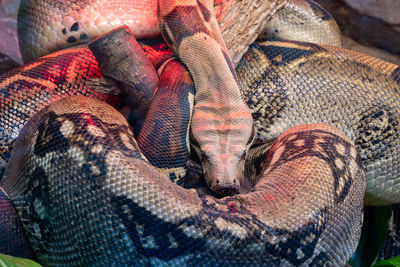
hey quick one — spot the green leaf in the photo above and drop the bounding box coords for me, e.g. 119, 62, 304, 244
0, 253, 42, 267
373, 255, 400, 267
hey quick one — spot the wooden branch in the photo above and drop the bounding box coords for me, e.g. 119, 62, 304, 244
216, 0, 288, 66
88, 25, 159, 135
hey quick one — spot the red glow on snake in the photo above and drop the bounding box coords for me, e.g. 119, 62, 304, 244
227, 202, 238, 213
81, 113, 95, 126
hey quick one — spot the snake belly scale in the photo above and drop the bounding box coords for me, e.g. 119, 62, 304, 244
1, 0, 398, 265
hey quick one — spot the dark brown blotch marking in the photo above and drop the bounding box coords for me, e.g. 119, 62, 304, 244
80, 33, 88, 40
240, 45, 290, 126
266, 129, 358, 203
70, 22, 80, 32
34, 111, 68, 158
67, 36, 78, 43
356, 105, 399, 162
256, 42, 326, 67
62, 28, 67, 35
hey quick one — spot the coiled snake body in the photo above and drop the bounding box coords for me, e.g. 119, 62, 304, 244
0, 0, 399, 265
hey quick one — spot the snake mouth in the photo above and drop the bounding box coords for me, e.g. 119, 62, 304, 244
212, 186, 239, 197
202, 163, 241, 196
184, 160, 241, 197
210, 181, 240, 196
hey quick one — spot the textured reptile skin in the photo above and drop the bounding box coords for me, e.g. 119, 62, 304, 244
158, 0, 254, 193
138, 56, 195, 184
1, 0, 398, 265
18, 0, 160, 62
19, 0, 256, 194
261, 0, 342, 46
0, 48, 120, 178
0, 42, 191, 261
2, 98, 365, 265
0, 40, 365, 265
0, 187, 33, 259
237, 40, 400, 205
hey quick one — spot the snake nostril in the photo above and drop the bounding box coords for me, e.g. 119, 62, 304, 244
215, 179, 220, 184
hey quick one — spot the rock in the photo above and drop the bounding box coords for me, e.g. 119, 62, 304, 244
0, 54, 19, 74
343, 37, 400, 66
343, 0, 400, 25
0, 0, 22, 73
0, 0, 20, 18
315, 0, 400, 65
0, 18, 21, 63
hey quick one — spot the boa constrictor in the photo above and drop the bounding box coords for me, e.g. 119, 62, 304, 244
0, 0, 398, 265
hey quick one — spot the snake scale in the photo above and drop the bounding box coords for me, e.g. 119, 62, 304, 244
0, 0, 398, 265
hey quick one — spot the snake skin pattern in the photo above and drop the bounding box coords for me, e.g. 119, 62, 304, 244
261, 0, 342, 47
0, 0, 398, 265
2, 99, 365, 265
0, 187, 33, 259
19, 0, 255, 194
138, 55, 195, 184
18, 0, 160, 62
158, 0, 254, 193
0, 48, 120, 178
237, 40, 400, 205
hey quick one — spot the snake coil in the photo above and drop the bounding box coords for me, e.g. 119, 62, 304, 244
0, 0, 399, 265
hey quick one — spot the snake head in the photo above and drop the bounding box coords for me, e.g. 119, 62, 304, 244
202, 152, 245, 195
192, 125, 255, 196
